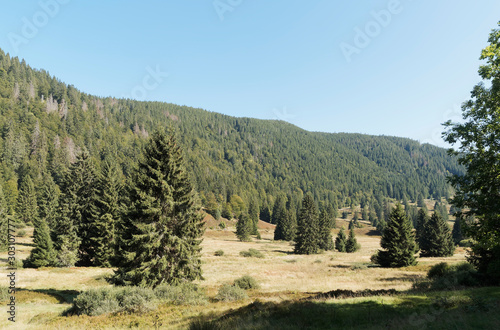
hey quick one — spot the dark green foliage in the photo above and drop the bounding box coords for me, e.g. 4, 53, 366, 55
113, 130, 205, 288
91, 161, 125, 267
154, 283, 208, 305
426, 262, 479, 290
452, 218, 463, 245
233, 275, 260, 290
16, 176, 37, 225
0, 184, 8, 251
346, 227, 360, 253
372, 204, 418, 267
273, 197, 296, 241
294, 194, 320, 255
335, 227, 347, 252
25, 216, 56, 267
214, 250, 224, 256
415, 208, 429, 247
443, 24, 500, 281
248, 197, 259, 235
236, 214, 252, 242
326, 203, 337, 228
318, 205, 334, 251
36, 173, 59, 230
420, 212, 455, 257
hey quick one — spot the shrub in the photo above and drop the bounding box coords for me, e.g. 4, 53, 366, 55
239, 248, 264, 258
0, 287, 9, 302
459, 239, 474, 247
218, 222, 226, 230
214, 250, 224, 256
215, 284, 248, 302
72, 286, 158, 316
233, 275, 260, 290
428, 262, 450, 279
426, 262, 479, 290
16, 230, 27, 237
154, 283, 208, 305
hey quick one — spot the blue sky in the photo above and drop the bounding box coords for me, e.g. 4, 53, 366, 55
1, 1, 499, 147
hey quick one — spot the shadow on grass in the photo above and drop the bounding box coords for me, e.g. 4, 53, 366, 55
364, 229, 382, 236
17, 288, 80, 304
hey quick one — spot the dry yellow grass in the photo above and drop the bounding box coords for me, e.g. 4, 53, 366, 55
0, 220, 468, 329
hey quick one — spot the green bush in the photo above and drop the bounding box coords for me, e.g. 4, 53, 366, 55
214, 250, 224, 256
427, 262, 479, 290
215, 284, 248, 302
154, 283, 208, 305
0, 287, 9, 302
218, 222, 226, 230
459, 239, 474, 247
239, 248, 264, 258
428, 262, 451, 279
16, 230, 27, 237
72, 286, 158, 316
233, 275, 260, 290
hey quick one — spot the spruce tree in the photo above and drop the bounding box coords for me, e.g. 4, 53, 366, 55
372, 204, 418, 267
420, 211, 455, 257
294, 194, 319, 254
318, 206, 334, 250
236, 214, 252, 242
451, 216, 463, 245
248, 197, 259, 235
273, 195, 288, 240
16, 176, 38, 225
335, 227, 347, 252
327, 203, 336, 228
283, 209, 297, 241
91, 161, 125, 267
37, 173, 59, 230
415, 208, 429, 246
25, 216, 56, 267
0, 184, 9, 251
271, 194, 286, 225
113, 129, 205, 287
346, 227, 360, 253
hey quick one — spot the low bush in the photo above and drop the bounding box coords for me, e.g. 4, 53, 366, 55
214, 250, 224, 256
154, 282, 208, 305
427, 262, 479, 290
234, 275, 260, 290
0, 287, 9, 302
16, 230, 27, 237
458, 239, 474, 247
215, 284, 248, 302
116, 287, 157, 314
239, 248, 264, 258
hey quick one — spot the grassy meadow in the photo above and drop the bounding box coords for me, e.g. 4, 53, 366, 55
1, 217, 498, 329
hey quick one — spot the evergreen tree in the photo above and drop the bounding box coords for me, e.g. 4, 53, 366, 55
346, 227, 360, 253
415, 208, 429, 246
271, 194, 286, 225
248, 197, 259, 235
113, 130, 205, 287
91, 161, 125, 267
335, 227, 347, 252
0, 184, 9, 251
25, 216, 56, 267
372, 204, 418, 267
37, 173, 59, 230
236, 214, 252, 242
318, 205, 334, 250
16, 176, 38, 225
327, 203, 337, 228
451, 216, 464, 245
273, 195, 288, 240
420, 211, 455, 257
283, 209, 297, 241
294, 194, 319, 254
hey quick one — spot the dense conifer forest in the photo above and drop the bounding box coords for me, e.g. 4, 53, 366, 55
0, 48, 462, 226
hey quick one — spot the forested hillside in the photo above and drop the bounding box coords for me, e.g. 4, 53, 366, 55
0, 48, 462, 220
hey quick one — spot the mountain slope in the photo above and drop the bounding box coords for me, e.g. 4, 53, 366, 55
0, 48, 462, 215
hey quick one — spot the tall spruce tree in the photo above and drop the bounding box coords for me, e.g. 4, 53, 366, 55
346, 227, 360, 253
415, 208, 429, 247
372, 204, 418, 267
236, 214, 252, 242
335, 227, 347, 252
294, 194, 319, 255
0, 184, 8, 251
113, 129, 205, 287
91, 161, 125, 267
327, 203, 337, 228
16, 176, 38, 225
318, 205, 334, 250
273, 195, 288, 240
271, 194, 286, 225
248, 197, 260, 235
37, 173, 59, 230
420, 211, 455, 257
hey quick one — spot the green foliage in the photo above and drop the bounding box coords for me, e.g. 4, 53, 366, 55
345, 227, 360, 253
16, 175, 37, 225
154, 283, 208, 305
318, 205, 334, 251
214, 250, 224, 256
16, 229, 26, 237
25, 216, 56, 268
294, 194, 320, 255
443, 23, 500, 282
113, 130, 205, 287
274, 195, 296, 241
425, 262, 479, 290
214, 284, 248, 302
415, 208, 429, 246
372, 204, 418, 267
236, 214, 252, 242
239, 248, 264, 258
420, 211, 455, 257
335, 227, 347, 252
233, 275, 260, 290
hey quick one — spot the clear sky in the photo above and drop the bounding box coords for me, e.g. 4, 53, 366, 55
1, 1, 499, 147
